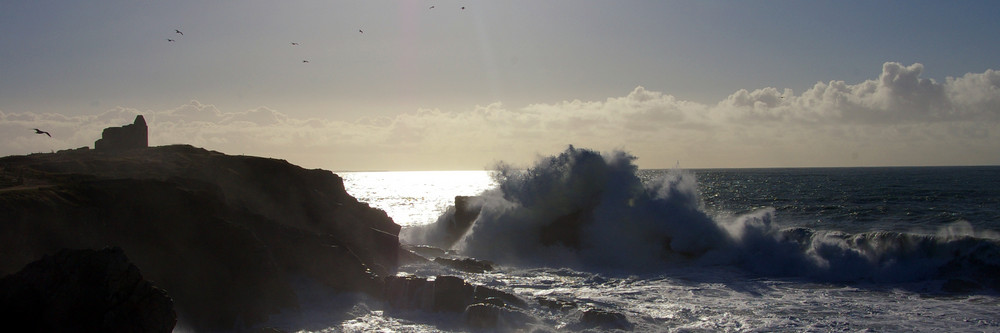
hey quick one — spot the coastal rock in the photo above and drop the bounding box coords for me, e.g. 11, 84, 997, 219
464, 303, 536, 330
432, 275, 475, 312
464, 303, 502, 328
0, 145, 400, 331
384, 275, 433, 310
474, 285, 527, 308
383, 275, 526, 313
438, 196, 481, 248
536, 296, 578, 311
0, 247, 175, 332
580, 308, 632, 330
433, 256, 494, 273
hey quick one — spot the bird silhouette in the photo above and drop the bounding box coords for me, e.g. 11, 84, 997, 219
167, 39, 175, 42
461, 6, 465, 10
429, 5, 435, 9
302, 60, 310, 63
291, 42, 299, 45
175, 29, 183, 35
359, 29, 364, 34
33, 128, 51, 137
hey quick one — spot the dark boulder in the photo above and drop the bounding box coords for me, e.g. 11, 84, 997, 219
0, 247, 176, 332
432, 275, 474, 312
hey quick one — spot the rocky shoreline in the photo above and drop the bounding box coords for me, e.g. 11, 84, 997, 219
0, 145, 632, 331
0, 145, 401, 331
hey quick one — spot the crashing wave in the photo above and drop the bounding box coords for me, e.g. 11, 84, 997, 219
404, 146, 1000, 289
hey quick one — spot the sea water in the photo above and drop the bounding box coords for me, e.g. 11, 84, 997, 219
314, 155, 1000, 332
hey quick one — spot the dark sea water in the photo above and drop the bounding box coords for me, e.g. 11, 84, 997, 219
318, 157, 1000, 332
686, 166, 1000, 235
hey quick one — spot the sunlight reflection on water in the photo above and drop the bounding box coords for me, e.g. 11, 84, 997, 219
340, 171, 497, 226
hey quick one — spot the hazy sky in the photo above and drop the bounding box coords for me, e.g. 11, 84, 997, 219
2, 1, 999, 170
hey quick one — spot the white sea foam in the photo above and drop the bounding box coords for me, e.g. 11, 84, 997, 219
328, 152, 1000, 332
399, 146, 1000, 287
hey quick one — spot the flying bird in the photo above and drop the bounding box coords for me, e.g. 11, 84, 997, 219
33, 128, 51, 137
359, 29, 363, 33
175, 29, 183, 35
302, 60, 310, 63
461, 6, 465, 9
429, 5, 435, 9
167, 39, 175, 42
291, 42, 299, 45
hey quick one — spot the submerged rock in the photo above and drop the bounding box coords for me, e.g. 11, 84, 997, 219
0, 247, 176, 332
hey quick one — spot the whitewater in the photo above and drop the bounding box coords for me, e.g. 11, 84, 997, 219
314, 147, 1000, 332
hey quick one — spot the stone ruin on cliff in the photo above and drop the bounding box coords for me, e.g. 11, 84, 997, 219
95, 115, 147, 151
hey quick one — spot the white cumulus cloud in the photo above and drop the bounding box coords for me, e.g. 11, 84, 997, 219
2, 62, 999, 170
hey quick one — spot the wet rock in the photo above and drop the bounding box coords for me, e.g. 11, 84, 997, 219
580, 308, 631, 330
465, 303, 502, 328
403, 244, 447, 258
384, 275, 433, 310
465, 303, 537, 330
432, 275, 474, 312
536, 296, 577, 311
436, 196, 481, 248
398, 247, 430, 265
433, 257, 494, 273
479, 297, 506, 307
0, 247, 176, 332
475, 285, 527, 308
384, 274, 526, 316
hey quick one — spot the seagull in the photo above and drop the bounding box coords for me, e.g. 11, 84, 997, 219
175, 29, 183, 35
291, 42, 299, 45
167, 39, 175, 42
33, 128, 51, 137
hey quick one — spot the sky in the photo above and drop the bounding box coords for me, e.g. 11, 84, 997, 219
2, 1, 999, 171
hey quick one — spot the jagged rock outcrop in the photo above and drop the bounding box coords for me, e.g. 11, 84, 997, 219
383, 274, 533, 329
383, 275, 526, 313
0, 247, 176, 332
95, 115, 148, 151
439, 196, 481, 248
432, 256, 494, 273
0, 145, 400, 331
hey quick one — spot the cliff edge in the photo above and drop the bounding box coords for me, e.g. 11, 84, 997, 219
0, 145, 400, 331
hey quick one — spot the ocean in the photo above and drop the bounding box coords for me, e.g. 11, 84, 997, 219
312, 150, 1000, 332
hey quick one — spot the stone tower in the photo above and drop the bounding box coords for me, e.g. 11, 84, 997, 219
95, 115, 148, 151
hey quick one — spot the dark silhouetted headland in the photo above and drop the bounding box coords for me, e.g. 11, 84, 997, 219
0, 144, 401, 331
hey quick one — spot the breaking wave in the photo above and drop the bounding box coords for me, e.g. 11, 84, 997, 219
404, 146, 1000, 288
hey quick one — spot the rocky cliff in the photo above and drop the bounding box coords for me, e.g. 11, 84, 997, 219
0, 145, 401, 331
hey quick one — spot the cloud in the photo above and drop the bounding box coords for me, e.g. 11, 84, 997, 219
2, 62, 999, 170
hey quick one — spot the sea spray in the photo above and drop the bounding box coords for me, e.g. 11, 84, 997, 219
406, 146, 1000, 288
